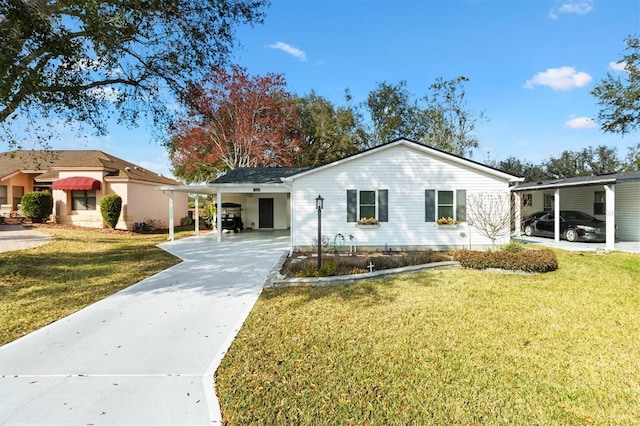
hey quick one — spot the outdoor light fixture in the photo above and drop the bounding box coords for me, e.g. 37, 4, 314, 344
316, 194, 324, 270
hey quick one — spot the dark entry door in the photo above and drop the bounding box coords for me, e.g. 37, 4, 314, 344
259, 198, 274, 229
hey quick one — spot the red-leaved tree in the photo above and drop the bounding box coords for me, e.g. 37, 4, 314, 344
168, 65, 301, 183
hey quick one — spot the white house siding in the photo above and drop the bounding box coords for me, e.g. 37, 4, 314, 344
615, 182, 640, 241
240, 194, 289, 230
291, 144, 511, 250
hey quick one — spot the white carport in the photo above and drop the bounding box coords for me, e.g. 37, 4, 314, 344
157, 167, 305, 244
157, 185, 218, 242
510, 172, 640, 251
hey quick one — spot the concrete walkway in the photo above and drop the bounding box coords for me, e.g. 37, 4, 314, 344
0, 230, 290, 425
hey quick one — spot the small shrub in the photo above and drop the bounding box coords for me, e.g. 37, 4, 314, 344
318, 259, 337, 277
20, 191, 53, 222
452, 248, 557, 273
180, 216, 193, 226
501, 241, 525, 253
100, 194, 122, 229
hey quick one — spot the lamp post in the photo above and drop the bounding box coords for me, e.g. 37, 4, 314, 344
316, 194, 324, 271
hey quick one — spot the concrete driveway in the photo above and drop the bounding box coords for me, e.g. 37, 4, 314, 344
0, 224, 52, 253
0, 230, 289, 425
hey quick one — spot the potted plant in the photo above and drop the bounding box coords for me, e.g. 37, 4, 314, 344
437, 216, 461, 227
357, 217, 380, 228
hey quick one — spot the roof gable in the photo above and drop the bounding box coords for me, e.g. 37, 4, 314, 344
285, 138, 522, 182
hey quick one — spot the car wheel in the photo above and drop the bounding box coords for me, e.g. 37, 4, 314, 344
565, 228, 578, 242
524, 225, 534, 236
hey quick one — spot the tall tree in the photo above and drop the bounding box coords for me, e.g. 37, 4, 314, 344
363, 77, 484, 157
294, 91, 366, 167
421, 76, 485, 157
495, 156, 548, 183
623, 142, 640, 170
0, 0, 268, 143
544, 146, 620, 179
591, 35, 640, 135
365, 81, 424, 146
168, 65, 300, 183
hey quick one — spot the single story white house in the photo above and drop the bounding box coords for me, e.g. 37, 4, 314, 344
511, 171, 640, 251
160, 138, 523, 251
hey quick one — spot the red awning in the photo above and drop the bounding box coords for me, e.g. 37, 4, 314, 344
52, 177, 101, 191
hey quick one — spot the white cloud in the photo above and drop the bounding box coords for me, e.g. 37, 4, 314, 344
268, 42, 307, 61
609, 61, 627, 72
549, 1, 593, 19
523, 66, 592, 91
565, 116, 597, 129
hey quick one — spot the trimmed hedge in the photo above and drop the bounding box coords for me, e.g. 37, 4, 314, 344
452, 249, 558, 273
20, 191, 53, 222
100, 194, 122, 229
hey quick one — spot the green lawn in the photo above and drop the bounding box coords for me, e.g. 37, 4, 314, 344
0, 226, 188, 345
216, 249, 640, 425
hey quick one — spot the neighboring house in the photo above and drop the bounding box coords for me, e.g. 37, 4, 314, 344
0, 150, 188, 230
162, 138, 523, 250
511, 171, 640, 250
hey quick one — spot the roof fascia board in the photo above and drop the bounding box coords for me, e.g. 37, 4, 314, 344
211, 184, 290, 194
155, 185, 219, 194
511, 177, 616, 191
1, 170, 23, 181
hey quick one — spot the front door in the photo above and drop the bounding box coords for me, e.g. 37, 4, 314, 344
259, 198, 274, 229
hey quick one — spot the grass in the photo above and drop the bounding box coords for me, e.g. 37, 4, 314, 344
216, 249, 640, 425
0, 225, 193, 345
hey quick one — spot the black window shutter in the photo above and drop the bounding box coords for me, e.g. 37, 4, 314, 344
347, 189, 357, 222
456, 190, 467, 221
378, 189, 388, 222
425, 189, 435, 222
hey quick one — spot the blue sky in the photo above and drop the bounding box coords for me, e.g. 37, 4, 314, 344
2, 0, 638, 180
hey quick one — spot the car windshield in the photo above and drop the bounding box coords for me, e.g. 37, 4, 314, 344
561, 211, 597, 222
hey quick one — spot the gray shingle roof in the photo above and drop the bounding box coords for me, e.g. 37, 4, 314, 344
211, 167, 310, 184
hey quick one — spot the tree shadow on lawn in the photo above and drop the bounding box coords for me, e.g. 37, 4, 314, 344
0, 244, 177, 301
262, 271, 440, 309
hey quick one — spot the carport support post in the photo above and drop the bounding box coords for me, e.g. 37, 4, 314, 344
605, 184, 615, 250
513, 192, 521, 237
194, 194, 200, 237
554, 188, 560, 242
216, 193, 222, 243
166, 191, 175, 242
